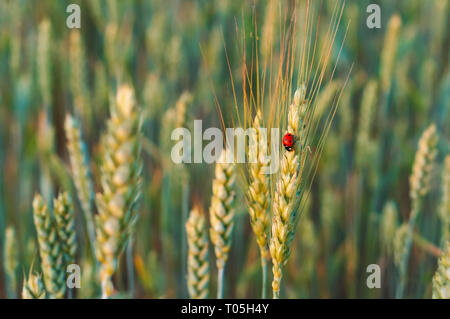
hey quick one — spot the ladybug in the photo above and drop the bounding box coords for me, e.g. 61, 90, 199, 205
282, 133, 295, 152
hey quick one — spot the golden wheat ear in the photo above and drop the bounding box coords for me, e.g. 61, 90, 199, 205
186, 205, 210, 299
246, 110, 271, 298
270, 87, 307, 299
95, 84, 143, 298
209, 148, 236, 299
432, 242, 450, 299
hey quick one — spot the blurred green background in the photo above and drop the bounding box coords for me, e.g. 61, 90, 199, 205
0, 0, 448, 298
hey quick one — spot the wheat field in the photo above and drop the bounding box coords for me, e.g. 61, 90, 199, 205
0, 0, 449, 299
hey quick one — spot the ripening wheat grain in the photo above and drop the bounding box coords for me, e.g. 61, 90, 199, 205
432, 242, 450, 299
209, 148, 236, 299
32, 194, 66, 299
22, 273, 47, 299
270, 87, 307, 298
95, 84, 142, 298
247, 110, 271, 298
186, 205, 209, 299
64, 114, 96, 254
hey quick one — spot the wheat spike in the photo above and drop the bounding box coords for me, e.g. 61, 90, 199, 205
396, 124, 439, 298
380, 14, 401, 93
64, 114, 96, 254
69, 30, 91, 125
439, 156, 450, 245
209, 148, 236, 298
4, 227, 18, 298
393, 223, 409, 270
37, 19, 51, 107
432, 242, 450, 299
95, 84, 142, 298
356, 79, 378, 168
32, 194, 66, 298
409, 124, 439, 203
54, 192, 77, 266
247, 111, 271, 260
22, 273, 47, 299
186, 206, 209, 299
380, 201, 399, 256
270, 87, 307, 298
247, 110, 271, 297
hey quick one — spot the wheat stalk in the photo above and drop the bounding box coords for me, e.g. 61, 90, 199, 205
186, 205, 209, 299
64, 114, 96, 255
22, 273, 47, 299
270, 87, 307, 298
247, 110, 271, 298
32, 194, 66, 299
432, 242, 450, 299
209, 148, 236, 299
95, 84, 142, 298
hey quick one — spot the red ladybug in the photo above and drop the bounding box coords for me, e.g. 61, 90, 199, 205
282, 133, 295, 151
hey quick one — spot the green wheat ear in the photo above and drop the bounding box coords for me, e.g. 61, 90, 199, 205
64, 114, 96, 254
4, 227, 19, 298
432, 242, 450, 299
380, 201, 399, 256
95, 84, 142, 298
22, 273, 47, 299
54, 192, 77, 266
32, 194, 66, 299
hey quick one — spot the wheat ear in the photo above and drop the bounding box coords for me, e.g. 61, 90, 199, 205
22, 273, 47, 299
380, 201, 399, 257
397, 124, 438, 298
32, 194, 66, 298
95, 84, 142, 298
186, 205, 210, 299
4, 227, 19, 298
209, 148, 236, 299
53, 192, 77, 295
247, 110, 270, 298
270, 87, 307, 299
432, 242, 450, 299
64, 114, 96, 254
439, 156, 450, 245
